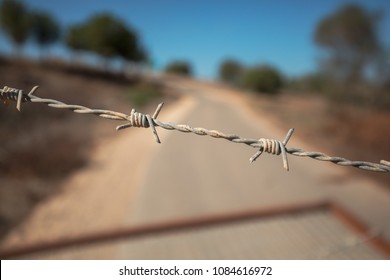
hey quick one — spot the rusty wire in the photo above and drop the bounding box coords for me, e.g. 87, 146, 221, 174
1, 201, 389, 259
1, 85, 389, 172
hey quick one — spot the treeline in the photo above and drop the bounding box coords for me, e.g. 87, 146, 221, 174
219, 60, 283, 94
300, 3, 389, 107
164, 60, 193, 77
218, 4, 390, 108
0, 0, 146, 68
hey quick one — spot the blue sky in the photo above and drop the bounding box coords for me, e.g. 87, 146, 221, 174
1, 0, 389, 79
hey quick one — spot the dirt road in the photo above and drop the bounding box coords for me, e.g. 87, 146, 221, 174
1, 79, 389, 259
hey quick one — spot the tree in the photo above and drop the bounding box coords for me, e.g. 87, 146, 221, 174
113, 24, 147, 64
241, 65, 283, 94
65, 24, 90, 64
76, 13, 147, 69
84, 14, 120, 63
314, 4, 381, 82
219, 59, 243, 85
165, 60, 192, 76
0, 0, 30, 55
30, 11, 60, 57
375, 47, 390, 86
65, 24, 89, 54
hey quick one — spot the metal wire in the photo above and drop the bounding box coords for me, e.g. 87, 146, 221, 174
1, 85, 389, 172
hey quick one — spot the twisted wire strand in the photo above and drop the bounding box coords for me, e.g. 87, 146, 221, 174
1, 85, 389, 172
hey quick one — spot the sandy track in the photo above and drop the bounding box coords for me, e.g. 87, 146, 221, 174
117, 80, 390, 259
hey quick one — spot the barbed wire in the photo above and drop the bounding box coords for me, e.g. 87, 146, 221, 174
1, 85, 389, 172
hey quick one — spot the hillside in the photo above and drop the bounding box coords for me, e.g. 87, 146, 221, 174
0, 57, 173, 238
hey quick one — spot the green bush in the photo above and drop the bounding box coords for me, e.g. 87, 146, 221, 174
241, 65, 283, 94
287, 73, 327, 92
219, 59, 243, 85
127, 84, 161, 107
165, 60, 192, 76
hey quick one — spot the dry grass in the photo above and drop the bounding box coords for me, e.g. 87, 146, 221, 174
251, 91, 390, 185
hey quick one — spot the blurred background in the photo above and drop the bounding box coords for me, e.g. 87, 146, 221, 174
0, 0, 389, 259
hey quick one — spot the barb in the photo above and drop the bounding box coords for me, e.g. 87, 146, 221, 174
249, 128, 294, 171
116, 103, 164, 143
1, 85, 389, 172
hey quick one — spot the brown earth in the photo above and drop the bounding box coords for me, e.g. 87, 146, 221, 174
0, 57, 175, 239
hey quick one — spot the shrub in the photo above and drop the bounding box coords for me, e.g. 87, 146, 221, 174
165, 60, 192, 76
218, 59, 243, 85
241, 65, 283, 94
287, 73, 327, 92
128, 84, 161, 107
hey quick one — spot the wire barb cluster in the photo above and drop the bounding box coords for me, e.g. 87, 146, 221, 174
250, 128, 294, 171
1, 85, 389, 173
116, 103, 164, 144
0, 85, 36, 111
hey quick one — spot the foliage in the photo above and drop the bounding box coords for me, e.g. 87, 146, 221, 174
65, 13, 147, 66
287, 73, 328, 93
112, 23, 146, 63
30, 11, 60, 50
0, 2, 148, 70
314, 4, 381, 82
84, 14, 123, 59
0, 0, 30, 49
312, 4, 390, 108
165, 60, 192, 76
65, 24, 89, 52
218, 59, 243, 85
375, 47, 390, 86
128, 84, 162, 107
241, 65, 283, 94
